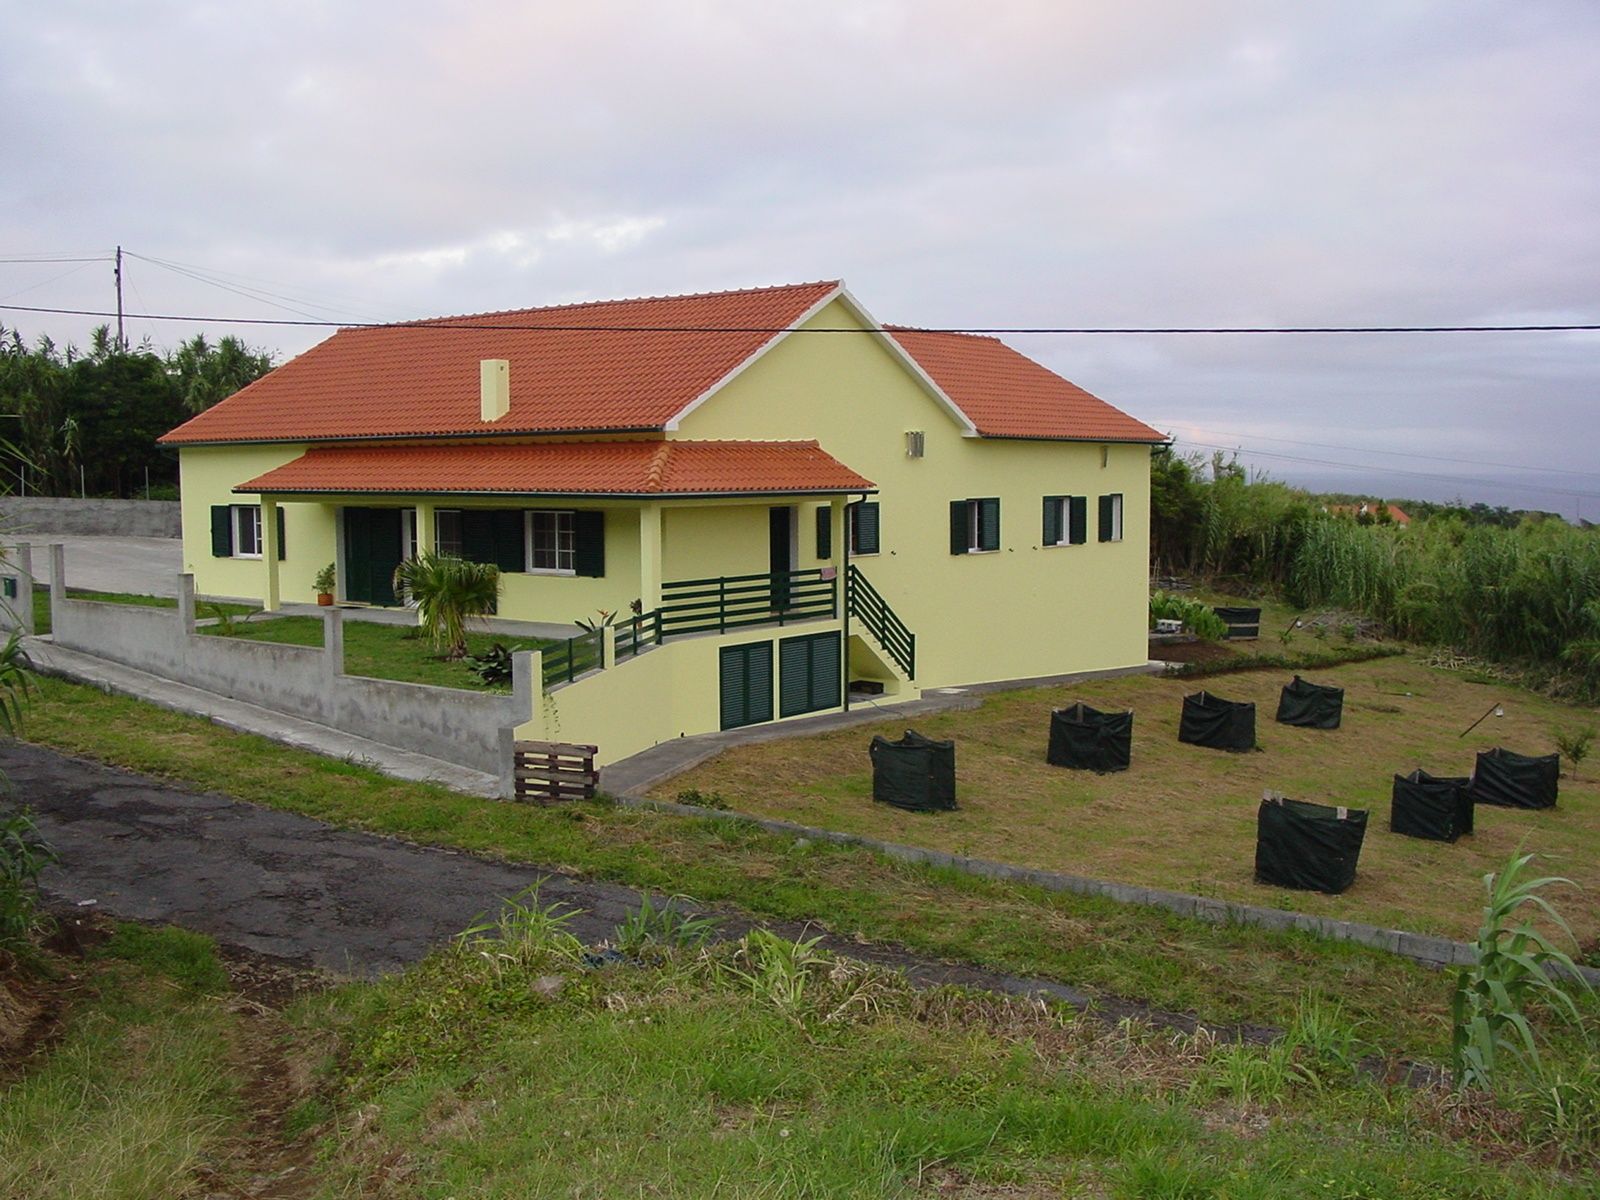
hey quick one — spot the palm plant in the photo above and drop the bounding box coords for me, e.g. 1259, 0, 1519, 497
392, 553, 500, 660
0, 629, 33, 736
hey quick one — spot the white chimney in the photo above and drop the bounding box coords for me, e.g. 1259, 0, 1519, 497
480, 359, 510, 422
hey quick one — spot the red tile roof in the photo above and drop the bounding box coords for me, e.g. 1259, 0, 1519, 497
161, 280, 1164, 447
235, 440, 875, 498
162, 282, 842, 445
887, 327, 1166, 443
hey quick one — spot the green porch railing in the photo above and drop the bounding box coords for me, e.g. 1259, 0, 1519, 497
540, 626, 604, 690
658, 568, 837, 639
847, 564, 915, 678
614, 609, 662, 660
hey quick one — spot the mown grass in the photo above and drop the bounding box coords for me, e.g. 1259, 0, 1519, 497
0, 926, 243, 1200
665, 647, 1600, 946
290, 905, 1599, 1194
17, 674, 1584, 1069
197, 614, 545, 691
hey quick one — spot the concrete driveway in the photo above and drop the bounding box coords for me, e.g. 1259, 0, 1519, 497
5, 534, 184, 598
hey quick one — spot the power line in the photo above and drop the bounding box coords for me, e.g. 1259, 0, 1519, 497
1, 300, 1597, 335
1175, 438, 1600, 503
125, 252, 394, 325
0, 256, 112, 265
1154, 424, 1600, 480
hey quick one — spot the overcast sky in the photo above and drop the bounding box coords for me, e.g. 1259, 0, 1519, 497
3, 2, 1596, 516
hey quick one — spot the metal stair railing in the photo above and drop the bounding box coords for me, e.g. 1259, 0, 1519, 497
846, 564, 915, 679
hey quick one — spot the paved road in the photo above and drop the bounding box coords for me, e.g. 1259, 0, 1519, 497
1, 740, 1132, 1005
7, 534, 184, 598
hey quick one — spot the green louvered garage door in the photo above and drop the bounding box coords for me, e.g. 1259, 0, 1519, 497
779, 631, 842, 719
719, 641, 774, 731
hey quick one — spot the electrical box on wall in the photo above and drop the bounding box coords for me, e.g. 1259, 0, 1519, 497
905, 430, 925, 458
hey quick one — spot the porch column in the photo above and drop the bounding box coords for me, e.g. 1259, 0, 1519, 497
638, 502, 663, 612
261, 496, 281, 612
414, 500, 436, 559
830, 498, 847, 571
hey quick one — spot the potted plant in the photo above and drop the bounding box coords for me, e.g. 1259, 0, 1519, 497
313, 562, 337, 606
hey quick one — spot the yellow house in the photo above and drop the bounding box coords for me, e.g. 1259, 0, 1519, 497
159, 281, 1165, 764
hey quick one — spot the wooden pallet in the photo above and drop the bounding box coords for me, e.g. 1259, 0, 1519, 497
512, 740, 599, 804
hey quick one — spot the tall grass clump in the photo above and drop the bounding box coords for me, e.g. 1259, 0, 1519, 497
1289, 516, 1600, 697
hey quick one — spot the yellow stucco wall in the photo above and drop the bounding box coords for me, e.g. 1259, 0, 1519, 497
676, 297, 1153, 688
179, 444, 332, 603
521, 617, 859, 767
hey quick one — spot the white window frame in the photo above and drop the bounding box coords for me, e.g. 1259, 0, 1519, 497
1105, 493, 1124, 543
525, 509, 576, 575
1045, 496, 1069, 548
962, 498, 999, 554
232, 504, 262, 559
435, 509, 464, 558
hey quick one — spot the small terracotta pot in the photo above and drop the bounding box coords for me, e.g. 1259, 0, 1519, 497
316, 593, 334, 606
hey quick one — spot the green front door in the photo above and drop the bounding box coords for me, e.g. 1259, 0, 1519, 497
343, 507, 404, 606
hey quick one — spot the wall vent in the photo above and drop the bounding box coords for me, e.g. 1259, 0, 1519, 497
905, 430, 925, 459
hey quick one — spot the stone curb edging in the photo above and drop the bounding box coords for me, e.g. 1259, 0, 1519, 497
614, 793, 1600, 986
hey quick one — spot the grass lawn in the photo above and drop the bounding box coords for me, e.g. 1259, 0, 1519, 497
660, 631, 1600, 948
7, 918, 1592, 1196
198, 614, 547, 692
20, 674, 1598, 1070
25, 587, 257, 637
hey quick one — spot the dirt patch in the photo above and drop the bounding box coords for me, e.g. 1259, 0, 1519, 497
0, 908, 110, 1080
1147, 637, 1239, 666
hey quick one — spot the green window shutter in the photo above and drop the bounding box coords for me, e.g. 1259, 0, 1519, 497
852, 501, 880, 554
210, 505, 233, 557
815, 506, 831, 560
1042, 497, 1062, 545
492, 510, 525, 572
810, 632, 840, 712
1069, 496, 1087, 545
949, 500, 968, 555
779, 636, 809, 718
276, 506, 286, 561
721, 642, 773, 729
978, 498, 1000, 551
1098, 495, 1114, 542
574, 511, 606, 577
460, 511, 495, 564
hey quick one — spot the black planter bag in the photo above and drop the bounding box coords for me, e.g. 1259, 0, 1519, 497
1468, 748, 1559, 810
1047, 703, 1133, 772
1213, 606, 1261, 639
1179, 690, 1256, 751
1275, 676, 1344, 729
870, 730, 957, 812
1390, 769, 1474, 841
1255, 795, 1368, 893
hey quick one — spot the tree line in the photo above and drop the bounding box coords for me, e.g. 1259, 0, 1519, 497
1151, 447, 1600, 698
0, 324, 273, 498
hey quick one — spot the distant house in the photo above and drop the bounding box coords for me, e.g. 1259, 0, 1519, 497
159, 281, 1166, 762
1327, 502, 1410, 527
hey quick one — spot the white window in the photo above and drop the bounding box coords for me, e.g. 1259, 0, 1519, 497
233, 505, 262, 558
435, 509, 464, 558
1099, 493, 1124, 543
527, 510, 575, 573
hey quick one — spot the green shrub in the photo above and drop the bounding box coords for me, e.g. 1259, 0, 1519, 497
0, 807, 58, 955
1149, 591, 1228, 640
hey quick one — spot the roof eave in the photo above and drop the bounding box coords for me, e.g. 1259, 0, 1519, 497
236, 486, 878, 500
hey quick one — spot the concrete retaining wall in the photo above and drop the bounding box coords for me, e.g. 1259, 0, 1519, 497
46, 548, 531, 789
0, 497, 181, 539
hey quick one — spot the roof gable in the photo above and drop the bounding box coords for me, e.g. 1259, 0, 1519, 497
886, 327, 1166, 443
161, 282, 840, 445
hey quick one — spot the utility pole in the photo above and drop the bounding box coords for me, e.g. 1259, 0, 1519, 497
114, 244, 125, 350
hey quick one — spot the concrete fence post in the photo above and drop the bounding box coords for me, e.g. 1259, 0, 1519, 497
177, 574, 197, 636
601, 624, 617, 670
322, 607, 345, 684
511, 649, 537, 725
14, 542, 34, 635
49, 544, 65, 606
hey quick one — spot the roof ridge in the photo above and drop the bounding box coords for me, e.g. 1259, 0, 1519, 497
394, 280, 841, 329
883, 323, 1002, 345
645, 442, 673, 490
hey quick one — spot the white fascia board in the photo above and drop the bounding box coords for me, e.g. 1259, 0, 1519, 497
836, 286, 979, 437
663, 285, 844, 432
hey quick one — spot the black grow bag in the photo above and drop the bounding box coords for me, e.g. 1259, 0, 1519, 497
1179, 690, 1256, 751
1047, 703, 1133, 773
1390, 770, 1474, 842
1468, 748, 1559, 810
1255, 796, 1368, 893
1213, 606, 1261, 639
1275, 676, 1344, 730
870, 730, 957, 812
